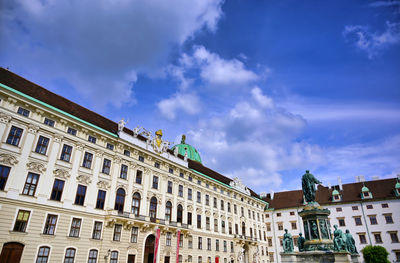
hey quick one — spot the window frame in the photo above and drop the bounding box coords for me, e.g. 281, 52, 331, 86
69, 218, 82, 238
6, 126, 23, 146
43, 214, 58, 235
50, 179, 65, 201
23, 172, 40, 196
35, 135, 50, 155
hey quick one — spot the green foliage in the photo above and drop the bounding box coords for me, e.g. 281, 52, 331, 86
361, 245, 390, 263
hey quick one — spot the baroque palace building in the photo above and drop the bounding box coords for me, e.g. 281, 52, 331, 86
0, 67, 269, 263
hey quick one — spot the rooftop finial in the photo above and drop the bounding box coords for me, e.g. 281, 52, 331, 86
181, 134, 186, 144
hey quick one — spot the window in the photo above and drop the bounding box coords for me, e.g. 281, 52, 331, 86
179, 172, 184, 178
358, 234, 367, 244
154, 162, 160, 168
43, 214, 57, 235
150, 197, 157, 219
231, 241, 234, 252
277, 212, 281, 217
291, 222, 297, 230
198, 256, 202, 263
384, 214, 393, 224
197, 214, 201, 229
369, 215, 378, 225
110, 251, 118, 263
165, 201, 172, 222
167, 181, 173, 194
44, 118, 54, 127
131, 227, 139, 243
267, 223, 271, 231
23, 172, 39, 196
354, 217, 362, 226
241, 207, 244, 216
113, 224, 122, 241
102, 158, 111, 174
197, 191, 201, 203
88, 249, 98, 263
88, 135, 96, 143
178, 256, 182, 263
74, 185, 87, 206
290, 211, 295, 216
36, 246, 50, 263
166, 232, 172, 246
188, 176, 192, 182
0, 165, 11, 190
135, 170, 142, 184
92, 221, 102, 240
132, 192, 141, 216
96, 190, 106, 209
223, 240, 227, 252
179, 234, 183, 247
234, 204, 237, 214
69, 218, 82, 237
67, 127, 77, 136
221, 221, 225, 233
178, 185, 183, 197
268, 238, 273, 247
35, 136, 49, 154
213, 197, 217, 208
352, 206, 358, 211
187, 212, 192, 225
338, 218, 346, 227
13, 210, 30, 232
64, 248, 76, 263
228, 202, 231, 212
366, 204, 373, 209
205, 195, 209, 205
207, 238, 211, 250
206, 217, 210, 230
138, 155, 144, 162
60, 144, 73, 162
188, 236, 193, 249
221, 200, 224, 210
188, 188, 192, 200
106, 143, 114, 150
197, 179, 201, 185
277, 223, 283, 231
374, 233, 382, 243
114, 188, 125, 213
120, 164, 128, 179
50, 179, 64, 201
381, 203, 389, 208
198, 237, 202, 249
336, 207, 342, 212
152, 176, 158, 189
229, 222, 232, 234
82, 152, 93, 169
17, 106, 30, 116
390, 232, 399, 243
6, 126, 23, 146
169, 168, 174, 174
214, 219, 218, 232
124, 149, 130, 156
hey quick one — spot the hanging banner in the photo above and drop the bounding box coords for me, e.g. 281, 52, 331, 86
176, 230, 181, 263
154, 228, 161, 263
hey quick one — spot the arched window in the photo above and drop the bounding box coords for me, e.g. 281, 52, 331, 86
88, 249, 98, 263
132, 192, 141, 216
177, 204, 183, 223
242, 222, 246, 236
110, 251, 118, 263
149, 197, 157, 220
165, 201, 172, 222
36, 246, 50, 263
114, 188, 125, 213
64, 248, 76, 263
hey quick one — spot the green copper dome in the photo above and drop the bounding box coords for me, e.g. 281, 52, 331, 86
171, 135, 202, 163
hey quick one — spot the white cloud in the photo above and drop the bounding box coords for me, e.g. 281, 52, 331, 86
343, 21, 400, 59
157, 93, 202, 120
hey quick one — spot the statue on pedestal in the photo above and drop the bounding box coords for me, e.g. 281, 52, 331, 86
302, 170, 322, 203
345, 229, 358, 254
297, 233, 305, 252
333, 225, 347, 251
310, 221, 319, 239
320, 220, 329, 239
283, 229, 294, 253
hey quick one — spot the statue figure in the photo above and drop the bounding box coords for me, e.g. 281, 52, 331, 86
297, 233, 305, 252
151, 130, 170, 154
319, 220, 329, 239
333, 225, 347, 251
181, 134, 186, 144
301, 170, 322, 203
132, 126, 141, 137
118, 118, 127, 132
345, 229, 358, 254
304, 222, 310, 240
310, 221, 319, 239
283, 229, 294, 253
237, 247, 245, 263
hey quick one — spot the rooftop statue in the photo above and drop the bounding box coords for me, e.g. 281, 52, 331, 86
302, 170, 322, 203
283, 229, 294, 253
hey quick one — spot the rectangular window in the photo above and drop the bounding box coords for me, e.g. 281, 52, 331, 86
205, 195, 209, 205
352, 206, 358, 210
67, 127, 77, 136
102, 158, 111, 174
187, 212, 192, 225
131, 227, 139, 243
136, 170, 142, 184
267, 223, 271, 231
291, 222, 297, 230
198, 237, 202, 249
23, 172, 39, 196
384, 214, 393, 224
374, 233, 382, 243
229, 222, 232, 234
188, 237, 193, 249
277, 212, 281, 217
0, 165, 11, 191
17, 107, 29, 117
277, 223, 283, 231
74, 185, 87, 206
106, 143, 114, 150
178, 185, 183, 197
188, 176, 192, 182
358, 234, 367, 244
354, 217, 362, 226
197, 191, 201, 203
152, 176, 159, 189
197, 180, 201, 185
228, 202, 231, 212
234, 204, 237, 214
366, 204, 373, 209
113, 224, 122, 241
206, 217, 210, 230
336, 207, 342, 212
96, 190, 106, 209
179, 235, 183, 247
338, 218, 346, 227
120, 164, 128, 179
216, 239, 219, 251
221, 200, 224, 210
50, 179, 65, 201
166, 232, 172, 246
197, 214, 201, 229
169, 168, 173, 174
124, 150, 130, 156
390, 232, 399, 243
369, 215, 378, 225
138, 155, 144, 162
35, 136, 49, 154
167, 181, 173, 194
88, 135, 96, 144
82, 152, 93, 169
154, 162, 160, 168
213, 197, 217, 208
60, 144, 73, 162
268, 238, 273, 247
6, 126, 23, 146
179, 172, 184, 178
92, 221, 103, 240
69, 218, 82, 237
223, 240, 227, 252
44, 118, 55, 127
381, 203, 389, 208
13, 210, 30, 232
214, 219, 218, 232
207, 238, 211, 250
43, 214, 57, 235
188, 188, 192, 200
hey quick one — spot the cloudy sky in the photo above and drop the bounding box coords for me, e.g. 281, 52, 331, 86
1, 0, 399, 193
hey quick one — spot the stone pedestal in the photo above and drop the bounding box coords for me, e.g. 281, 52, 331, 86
280, 251, 357, 263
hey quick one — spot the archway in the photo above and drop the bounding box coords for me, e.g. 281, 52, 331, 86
0, 242, 24, 263
143, 234, 155, 263
243, 244, 249, 263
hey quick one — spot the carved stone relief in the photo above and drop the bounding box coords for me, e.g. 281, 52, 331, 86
26, 161, 46, 173
97, 180, 111, 189
76, 174, 92, 185
0, 112, 12, 123
53, 168, 70, 179
0, 153, 18, 165
28, 124, 40, 134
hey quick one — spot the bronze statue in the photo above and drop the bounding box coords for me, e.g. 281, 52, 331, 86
283, 229, 294, 253
345, 229, 357, 254
302, 170, 322, 203
333, 225, 347, 251
297, 233, 305, 252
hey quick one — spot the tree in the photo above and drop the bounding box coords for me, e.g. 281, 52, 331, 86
361, 245, 390, 263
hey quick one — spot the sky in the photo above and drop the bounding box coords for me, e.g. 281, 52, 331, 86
1, 0, 400, 194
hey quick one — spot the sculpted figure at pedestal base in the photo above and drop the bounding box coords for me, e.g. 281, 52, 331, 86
345, 229, 358, 254
283, 229, 294, 253
333, 225, 347, 251
297, 233, 305, 252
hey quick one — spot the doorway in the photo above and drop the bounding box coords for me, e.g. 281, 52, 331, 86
0, 242, 24, 263
128, 254, 135, 263
143, 234, 155, 263
164, 256, 170, 263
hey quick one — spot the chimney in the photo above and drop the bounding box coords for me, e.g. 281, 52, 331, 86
328, 182, 332, 189
338, 177, 343, 191
270, 191, 275, 200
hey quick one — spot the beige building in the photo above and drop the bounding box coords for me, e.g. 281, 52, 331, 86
0, 68, 269, 263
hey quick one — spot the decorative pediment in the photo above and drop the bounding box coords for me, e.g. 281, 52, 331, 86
221, 215, 226, 220
0, 153, 18, 165
53, 134, 63, 142
95, 150, 104, 157
205, 210, 211, 216
196, 207, 202, 214
187, 205, 193, 212
0, 112, 12, 123
97, 180, 111, 189
53, 168, 70, 179
76, 142, 86, 150
116, 184, 127, 191
213, 212, 219, 217
76, 174, 92, 185
113, 157, 122, 164
28, 124, 40, 134
146, 193, 162, 204
26, 161, 46, 173
229, 177, 251, 196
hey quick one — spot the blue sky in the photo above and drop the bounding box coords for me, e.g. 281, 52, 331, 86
1, 0, 399, 193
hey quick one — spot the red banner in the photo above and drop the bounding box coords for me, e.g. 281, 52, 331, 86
154, 228, 161, 263
176, 230, 181, 263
